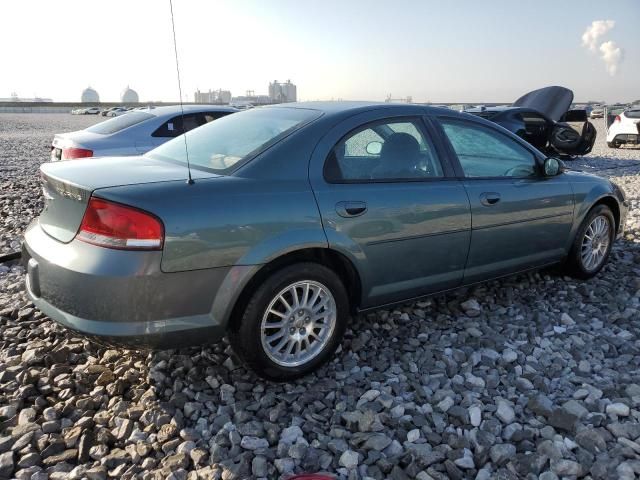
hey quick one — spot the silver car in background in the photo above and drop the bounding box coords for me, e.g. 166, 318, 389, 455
50, 104, 238, 160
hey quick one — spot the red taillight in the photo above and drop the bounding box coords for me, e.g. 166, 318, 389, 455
77, 197, 164, 250
62, 147, 93, 160
615, 115, 621, 123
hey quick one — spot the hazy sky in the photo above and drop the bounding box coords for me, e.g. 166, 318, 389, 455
2, 0, 639, 103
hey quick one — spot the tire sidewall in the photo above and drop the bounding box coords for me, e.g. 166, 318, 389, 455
571, 205, 615, 278
233, 263, 349, 381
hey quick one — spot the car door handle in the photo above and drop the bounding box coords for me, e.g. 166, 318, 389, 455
480, 192, 501, 206
336, 201, 367, 218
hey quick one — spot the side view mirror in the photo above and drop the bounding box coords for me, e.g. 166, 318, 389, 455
366, 141, 382, 155
543, 157, 563, 176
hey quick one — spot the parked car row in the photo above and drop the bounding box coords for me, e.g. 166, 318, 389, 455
71, 107, 101, 115
71, 106, 142, 115
29, 98, 628, 379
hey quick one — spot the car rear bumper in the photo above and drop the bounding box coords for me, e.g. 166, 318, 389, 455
612, 133, 640, 144
22, 220, 255, 349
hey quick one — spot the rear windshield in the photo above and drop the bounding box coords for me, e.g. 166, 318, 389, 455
146, 107, 321, 173
85, 112, 154, 134
626, 109, 640, 119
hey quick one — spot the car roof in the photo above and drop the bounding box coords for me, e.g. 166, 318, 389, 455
464, 106, 514, 113
139, 104, 239, 117
267, 101, 453, 118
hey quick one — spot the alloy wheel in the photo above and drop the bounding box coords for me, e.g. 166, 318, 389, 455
581, 215, 611, 271
260, 280, 337, 367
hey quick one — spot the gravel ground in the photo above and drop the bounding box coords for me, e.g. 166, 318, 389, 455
0, 114, 639, 480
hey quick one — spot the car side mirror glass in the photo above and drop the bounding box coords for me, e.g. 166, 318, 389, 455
544, 157, 562, 176
366, 141, 382, 155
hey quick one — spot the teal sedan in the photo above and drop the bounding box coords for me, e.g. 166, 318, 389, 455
23, 102, 628, 379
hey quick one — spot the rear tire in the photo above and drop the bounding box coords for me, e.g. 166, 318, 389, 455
229, 262, 350, 381
563, 204, 615, 279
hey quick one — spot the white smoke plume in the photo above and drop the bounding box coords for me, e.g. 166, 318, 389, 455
581, 20, 615, 52
599, 40, 623, 76
581, 20, 623, 76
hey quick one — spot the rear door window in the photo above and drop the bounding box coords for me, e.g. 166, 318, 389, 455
152, 113, 203, 138
152, 112, 231, 138
202, 112, 231, 123
324, 118, 444, 182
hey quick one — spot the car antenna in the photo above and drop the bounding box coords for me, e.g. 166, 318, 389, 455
168, 0, 194, 185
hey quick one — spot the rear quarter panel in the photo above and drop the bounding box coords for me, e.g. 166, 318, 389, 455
94, 175, 327, 273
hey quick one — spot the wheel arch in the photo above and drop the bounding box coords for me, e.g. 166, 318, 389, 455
593, 195, 620, 233
227, 247, 362, 333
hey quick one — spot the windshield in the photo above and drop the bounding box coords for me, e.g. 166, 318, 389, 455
146, 107, 320, 173
86, 112, 154, 134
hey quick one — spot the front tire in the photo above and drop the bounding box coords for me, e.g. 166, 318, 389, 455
607, 141, 619, 149
229, 262, 350, 380
564, 204, 615, 279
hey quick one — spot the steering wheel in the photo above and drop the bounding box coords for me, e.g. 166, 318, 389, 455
503, 165, 532, 177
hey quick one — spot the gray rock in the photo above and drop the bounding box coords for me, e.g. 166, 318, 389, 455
496, 400, 515, 424
528, 394, 554, 417
575, 428, 607, 453
547, 408, 578, 433
0, 437, 12, 454
437, 396, 454, 412
17, 452, 40, 468
363, 433, 392, 451
469, 406, 482, 427
607, 422, 640, 439
460, 298, 481, 313
84, 467, 107, 480
240, 436, 269, 450
551, 459, 583, 476
562, 399, 589, 419
538, 473, 558, 480
502, 348, 518, 363
606, 402, 630, 417
252, 455, 268, 477
17, 408, 35, 425
407, 429, 420, 442
490, 443, 516, 465
339, 450, 359, 469
454, 449, 474, 469
274, 457, 295, 474
0, 451, 14, 478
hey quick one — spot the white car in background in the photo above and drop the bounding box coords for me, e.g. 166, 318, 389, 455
105, 107, 129, 117
81, 107, 101, 115
606, 107, 640, 148
50, 105, 237, 160
590, 107, 604, 119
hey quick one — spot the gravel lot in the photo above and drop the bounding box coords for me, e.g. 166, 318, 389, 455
1, 113, 639, 480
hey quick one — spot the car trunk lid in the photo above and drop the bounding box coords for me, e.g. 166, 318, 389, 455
51, 131, 104, 161
512, 86, 574, 123
39, 156, 220, 243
